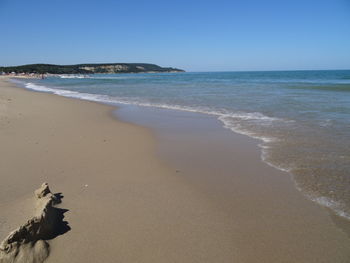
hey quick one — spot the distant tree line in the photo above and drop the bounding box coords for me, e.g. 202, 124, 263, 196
0, 63, 184, 74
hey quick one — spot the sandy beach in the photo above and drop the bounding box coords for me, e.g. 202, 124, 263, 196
1, 77, 350, 263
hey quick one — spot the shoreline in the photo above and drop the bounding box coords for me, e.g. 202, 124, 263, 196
13, 76, 350, 221
1, 77, 350, 262
114, 103, 350, 255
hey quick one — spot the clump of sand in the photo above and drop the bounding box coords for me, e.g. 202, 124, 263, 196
0, 183, 67, 263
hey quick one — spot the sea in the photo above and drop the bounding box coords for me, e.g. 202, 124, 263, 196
12, 70, 350, 220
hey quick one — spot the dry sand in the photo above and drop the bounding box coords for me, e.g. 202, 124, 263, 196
0, 78, 240, 262
0, 77, 349, 262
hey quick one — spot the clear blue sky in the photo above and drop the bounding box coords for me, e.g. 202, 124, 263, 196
1, 0, 349, 71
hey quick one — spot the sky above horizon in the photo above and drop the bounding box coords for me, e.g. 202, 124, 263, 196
1, 0, 349, 71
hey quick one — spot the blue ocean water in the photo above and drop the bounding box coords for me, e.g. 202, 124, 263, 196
15, 70, 350, 219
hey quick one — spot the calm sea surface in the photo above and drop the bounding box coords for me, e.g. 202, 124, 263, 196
15, 70, 350, 219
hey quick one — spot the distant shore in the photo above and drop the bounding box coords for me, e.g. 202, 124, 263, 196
1, 70, 184, 79
0, 63, 185, 76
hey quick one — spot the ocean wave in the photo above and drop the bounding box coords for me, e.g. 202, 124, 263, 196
24, 82, 280, 124
289, 84, 350, 92
24, 81, 284, 142
57, 75, 140, 80
58, 75, 90, 79
23, 82, 288, 167
311, 196, 350, 220
319, 119, 333, 127
55, 75, 148, 80
23, 82, 290, 145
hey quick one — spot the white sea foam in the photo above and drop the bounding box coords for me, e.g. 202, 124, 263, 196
24, 82, 280, 124
310, 196, 350, 220
23, 82, 286, 146
218, 115, 277, 143
319, 119, 333, 127
56, 75, 146, 80
59, 75, 89, 79
24, 82, 289, 171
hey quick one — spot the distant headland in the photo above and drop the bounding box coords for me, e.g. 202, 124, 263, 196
0, 63, 185, 75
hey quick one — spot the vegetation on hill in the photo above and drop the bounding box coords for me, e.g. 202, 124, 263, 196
0, 63, 185, 74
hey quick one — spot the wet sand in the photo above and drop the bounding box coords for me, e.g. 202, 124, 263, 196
0, 78, 350, 262
116, 106, 350, 262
